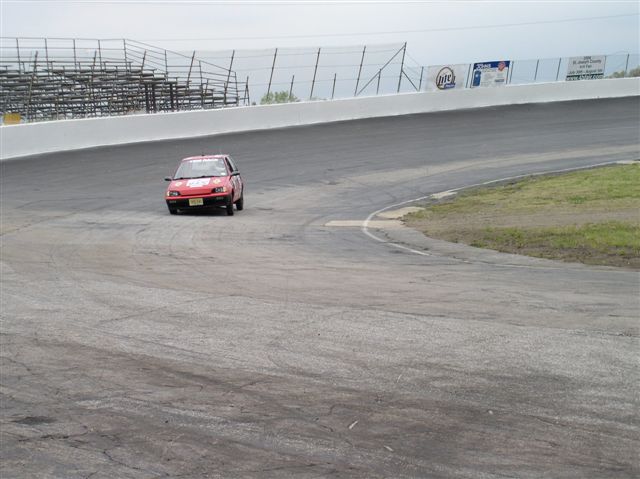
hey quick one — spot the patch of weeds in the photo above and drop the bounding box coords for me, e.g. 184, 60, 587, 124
404, 165, 640, 269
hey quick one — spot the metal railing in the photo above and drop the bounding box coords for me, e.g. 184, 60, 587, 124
0, 37, 246, 122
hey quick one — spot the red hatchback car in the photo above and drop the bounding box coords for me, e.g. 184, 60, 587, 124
164, 155, 244, 215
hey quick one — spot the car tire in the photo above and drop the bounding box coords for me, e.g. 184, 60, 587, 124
226, 195, 234, 216
168, 206, 178, 215
236, 191, 244, 211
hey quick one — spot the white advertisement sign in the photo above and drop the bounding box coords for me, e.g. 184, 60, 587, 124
470, 61, 511, 88
426, 63, 469, 91
425, 64, 470, 91
566, 56, 605, 81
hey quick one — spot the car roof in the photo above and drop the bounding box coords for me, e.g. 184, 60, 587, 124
181, 155, 227, 162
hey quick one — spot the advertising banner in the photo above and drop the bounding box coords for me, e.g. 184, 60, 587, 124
470, 60, 511, 88
425, 64, 470, 91
566, 56, 605, 81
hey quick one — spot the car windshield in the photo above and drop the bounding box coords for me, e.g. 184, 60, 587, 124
173, 158, 228, 179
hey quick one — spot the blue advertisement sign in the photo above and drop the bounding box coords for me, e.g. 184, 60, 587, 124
471, 60, 511, 88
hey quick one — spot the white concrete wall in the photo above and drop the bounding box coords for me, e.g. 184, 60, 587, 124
2, 78, 638, 160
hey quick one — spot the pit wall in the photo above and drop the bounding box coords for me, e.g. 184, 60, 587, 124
1, 78, 638, 160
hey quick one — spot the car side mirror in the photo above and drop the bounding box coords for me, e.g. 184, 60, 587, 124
164, 177, 173, 181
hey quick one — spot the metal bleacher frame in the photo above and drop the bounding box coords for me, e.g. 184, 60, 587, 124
0, 37, 249, 123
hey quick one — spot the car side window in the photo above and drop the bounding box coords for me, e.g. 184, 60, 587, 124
227, 156, 238, 173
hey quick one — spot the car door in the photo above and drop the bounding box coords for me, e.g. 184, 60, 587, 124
226, 157, 242, 201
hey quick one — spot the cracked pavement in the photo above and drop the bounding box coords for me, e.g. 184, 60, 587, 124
1, 98, 639, 478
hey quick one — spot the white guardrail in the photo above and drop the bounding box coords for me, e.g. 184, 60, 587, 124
1, 78, 639, 160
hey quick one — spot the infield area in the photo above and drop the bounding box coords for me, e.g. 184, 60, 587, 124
404, 163, 640, 269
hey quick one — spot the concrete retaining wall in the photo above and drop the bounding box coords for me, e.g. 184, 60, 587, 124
2, 78, 638, 160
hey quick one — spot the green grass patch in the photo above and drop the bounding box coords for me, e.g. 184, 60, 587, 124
404, 164, 640, 268
468, 222, 640, 266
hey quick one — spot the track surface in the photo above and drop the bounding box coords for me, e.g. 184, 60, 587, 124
1, 98, 639, 478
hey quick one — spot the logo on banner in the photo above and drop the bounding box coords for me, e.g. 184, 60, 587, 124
435, 67, 456, 90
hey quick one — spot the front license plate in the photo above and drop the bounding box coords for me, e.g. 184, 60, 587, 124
189, 198, 204, 206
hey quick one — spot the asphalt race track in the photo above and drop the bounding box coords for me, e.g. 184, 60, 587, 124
1, 98, 639, 478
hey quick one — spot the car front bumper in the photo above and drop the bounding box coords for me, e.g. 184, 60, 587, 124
166, 194, 231, 209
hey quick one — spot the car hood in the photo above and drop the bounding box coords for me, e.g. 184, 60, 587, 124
168, 177, 229, 195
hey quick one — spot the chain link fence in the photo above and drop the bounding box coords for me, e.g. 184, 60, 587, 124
407, 53, 639, 91
1, 36, 637, 124
193, 43, 409, 104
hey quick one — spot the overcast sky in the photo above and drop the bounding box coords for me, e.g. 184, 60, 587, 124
1, 0, 638, 65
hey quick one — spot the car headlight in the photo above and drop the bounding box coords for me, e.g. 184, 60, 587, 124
168, 191, 180, 197
212, 187, 227, 193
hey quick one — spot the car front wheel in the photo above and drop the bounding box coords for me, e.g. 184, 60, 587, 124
226, 195, 234, 216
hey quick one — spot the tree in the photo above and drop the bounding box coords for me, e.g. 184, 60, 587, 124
260, 90, 299, 105
607, 66, 640, 79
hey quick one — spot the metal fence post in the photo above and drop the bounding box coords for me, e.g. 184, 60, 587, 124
245, 76, 250, 105
418, 66, 424, 91
16, 38, 21, 73
184, 51, 195, 109
310, 47, 321, 100
354, 46, 366, 96
555, 57, 562, 81
624, 53, 630, 76
54, 73, 60, 119
397, 42, 406, 93
198, 61, 204, 107
331, 73, 337, 99
289, 75, 295, 101
44, 38, 49, 72
90, 51, 97, 116
123, 39, 128, 71
533, 59, 540, 82
134, 50, 147, 112
186, 51, 195, 84
73, 38, 77, 70
26, 51, 38, 120
234, 72, 239, 105
225, 50, 235, 104
267, 48, 278, 97
376, 69, 381, 95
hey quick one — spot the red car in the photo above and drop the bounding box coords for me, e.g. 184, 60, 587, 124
164, 155, 244, 215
